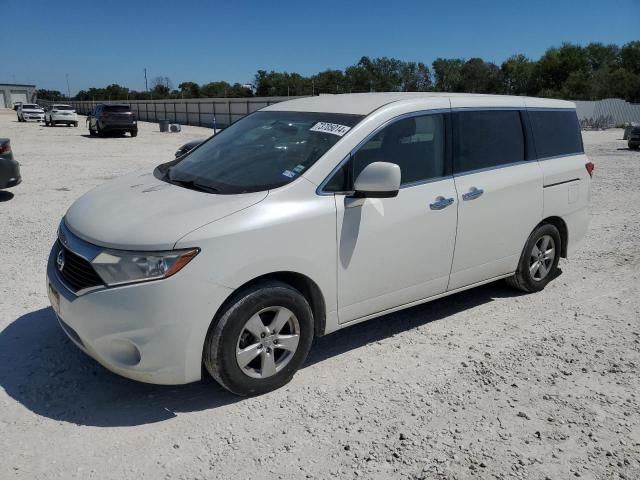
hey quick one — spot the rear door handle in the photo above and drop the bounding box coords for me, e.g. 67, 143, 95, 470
462, 187, 484, 201
429, 196, 454, 210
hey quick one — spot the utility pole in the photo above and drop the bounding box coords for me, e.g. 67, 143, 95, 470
144, 68, 149, 98
66, 73, 71, 99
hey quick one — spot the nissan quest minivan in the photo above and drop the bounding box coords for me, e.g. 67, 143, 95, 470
47, 93, 592, 396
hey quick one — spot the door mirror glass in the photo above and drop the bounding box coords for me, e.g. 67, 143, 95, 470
352, 161, 401, 198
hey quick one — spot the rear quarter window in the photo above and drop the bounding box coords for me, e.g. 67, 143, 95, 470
528, 110, 583, 158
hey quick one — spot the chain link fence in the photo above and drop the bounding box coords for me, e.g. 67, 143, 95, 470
38, 96, 306, 129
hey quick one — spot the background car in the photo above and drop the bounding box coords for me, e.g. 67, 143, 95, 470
175, 138, 204, 158
45, 104, 78, 127
628, 125, 640, 150
17, 104, 44, 122
12, 102, 22, 111
87, 104, 137, 137
0, 139, 21, 189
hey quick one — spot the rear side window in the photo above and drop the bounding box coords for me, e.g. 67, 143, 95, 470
453, 110, 525, 174
528, 110, 583, 158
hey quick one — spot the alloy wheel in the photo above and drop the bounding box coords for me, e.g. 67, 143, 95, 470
529, 234, 555, 281
235, 306, 301, 379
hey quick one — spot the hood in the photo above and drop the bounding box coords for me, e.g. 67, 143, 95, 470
64, 170, 268, 250
23, 108, 44, 113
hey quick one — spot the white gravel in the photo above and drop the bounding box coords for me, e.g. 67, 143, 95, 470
1, 109, 639, 480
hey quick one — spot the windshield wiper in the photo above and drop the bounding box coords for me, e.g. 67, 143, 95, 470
170, 177, 219, 193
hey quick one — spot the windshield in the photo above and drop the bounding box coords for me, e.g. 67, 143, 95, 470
103, 105, 131, 113
53, 105, 74, 110
155, 111, 363, 194
22, 104, 39, 109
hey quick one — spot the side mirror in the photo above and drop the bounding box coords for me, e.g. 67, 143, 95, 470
352, 162, 401, 198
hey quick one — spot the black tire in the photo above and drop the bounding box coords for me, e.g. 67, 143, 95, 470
96, 123, 104, 137
44, 117, 49, 126
629, 143, 640, 150
89, 125, 96, 136
73, 122, 78, 127
130, 129, 138, 137
203, 280, 314, 396
506, 223, 561, 293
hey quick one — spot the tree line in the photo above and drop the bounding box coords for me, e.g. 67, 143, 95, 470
38, 41, 640, 103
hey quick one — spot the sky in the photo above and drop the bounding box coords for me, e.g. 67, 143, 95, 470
1, 0, 638, 95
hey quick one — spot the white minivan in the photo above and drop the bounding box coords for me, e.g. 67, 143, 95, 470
47, 93, 592, 396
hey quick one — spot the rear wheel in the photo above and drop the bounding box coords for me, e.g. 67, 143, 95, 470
506, 224, 561, 293
203, 281, 314, 396
130, 129, 138, 137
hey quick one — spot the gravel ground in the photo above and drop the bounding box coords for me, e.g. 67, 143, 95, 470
1, 109, 639, 480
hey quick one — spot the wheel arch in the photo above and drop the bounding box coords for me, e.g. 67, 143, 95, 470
538, 216, 568, 258
214, 271, 327, 338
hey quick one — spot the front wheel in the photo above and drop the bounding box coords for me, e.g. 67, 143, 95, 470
73, 122, 78, 127
203, 281, 314, 396
130, 129, 138, 137
506, 224, 561, 293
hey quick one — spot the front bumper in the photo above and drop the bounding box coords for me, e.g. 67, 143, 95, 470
46, 241, 232, 385
23, 114, 44, 121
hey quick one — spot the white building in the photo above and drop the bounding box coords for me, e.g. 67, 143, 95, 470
0, 83, 37, 108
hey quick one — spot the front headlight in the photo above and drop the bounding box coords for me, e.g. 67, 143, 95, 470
91, 248, 199, 286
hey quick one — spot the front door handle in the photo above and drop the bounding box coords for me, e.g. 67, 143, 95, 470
462, 187, 484, 201
429, 196, 454, 210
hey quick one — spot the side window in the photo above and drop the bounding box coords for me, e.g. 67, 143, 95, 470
453, 110, 525, 174
528, 110, 583, 158
324, 113, 445, 191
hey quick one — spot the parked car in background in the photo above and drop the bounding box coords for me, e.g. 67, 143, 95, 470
87, 104, 137, 137
628, 126, 640, 150
47, 93, 592, 396
17, 104, 44, 122
45, 104, 78, 127
0, 139, 21, 189
13, 102, 23, 111
175, 138, 205, 158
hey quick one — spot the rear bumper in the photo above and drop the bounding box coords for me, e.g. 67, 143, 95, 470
100, 122, 137, 132
1, 175, 21, 189
0, 160, 21, 189
50, 115, 78, 123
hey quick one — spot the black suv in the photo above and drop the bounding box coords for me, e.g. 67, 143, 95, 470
88, 104, 138, 137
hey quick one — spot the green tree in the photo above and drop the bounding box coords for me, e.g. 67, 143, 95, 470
432, 58, 464, 91
178, 81, 200, 98
501, 54, 533, 95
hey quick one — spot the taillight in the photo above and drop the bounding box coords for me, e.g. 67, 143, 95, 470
585, 162, 594, 178
0, 143, 11, 155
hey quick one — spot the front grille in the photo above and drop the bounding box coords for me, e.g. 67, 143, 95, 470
57, 242, 104, 292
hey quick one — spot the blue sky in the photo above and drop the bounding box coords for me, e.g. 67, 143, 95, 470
1, 0, 638, 94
